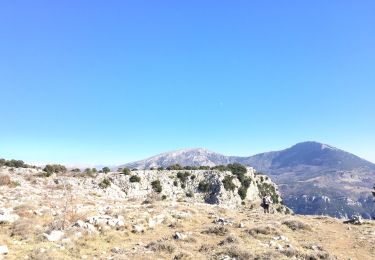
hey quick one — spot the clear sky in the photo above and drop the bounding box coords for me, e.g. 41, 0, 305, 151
1, 1, 374, 165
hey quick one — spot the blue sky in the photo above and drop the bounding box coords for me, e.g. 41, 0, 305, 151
1, 1, 374, 165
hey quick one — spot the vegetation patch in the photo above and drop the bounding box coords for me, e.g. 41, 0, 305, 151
129, 175, 141, 183
222, 176, 236, 191
282, 220, 312, 231
43, 164, 67, 176
198, 181, 210, 192
258, 182, 279, 203
245, 225, 280, 237
99, 178, 111, 189
177, 171, 191, 184
121, 167, 131, 175
202, 226, 229, 236
151, 180, 162, 193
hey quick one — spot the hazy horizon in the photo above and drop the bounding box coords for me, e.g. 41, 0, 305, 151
1, 1, 374, 165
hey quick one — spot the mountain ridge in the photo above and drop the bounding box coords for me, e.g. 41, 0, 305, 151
120, 141, 375, 219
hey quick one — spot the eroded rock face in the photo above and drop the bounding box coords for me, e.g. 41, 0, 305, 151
107, 167, 285, 209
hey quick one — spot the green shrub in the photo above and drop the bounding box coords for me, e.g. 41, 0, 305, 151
129, 175, 141, 183
227, 163, 247, 183
211, 165, 228, 172
167, 164, 183, 170
99, 178, 111, 189
198, 181, 210, 192
157, 167, 164, 171
186, 191, 194, 197
184, 166, 198, 170
43, 164, 67, 175
222, 176, 236, 191
122, 167, 131, 175
238, 186, 248, 200
71, 168, 81, 173
177, 171, 190, 184
162, 195, 167, 200
102, 167, 110, 174
173, 180, 178, 187
151, 180, 162, 193
257, 183, 279, 203
190, 175, 196, 180
198, 166, 210, 170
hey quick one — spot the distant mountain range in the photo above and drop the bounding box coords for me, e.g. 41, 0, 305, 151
120, 141, 375, 219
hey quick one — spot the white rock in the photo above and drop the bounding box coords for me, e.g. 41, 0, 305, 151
132, 224, 144, 233
0, 245, 8, 255
44, 230, 65, 242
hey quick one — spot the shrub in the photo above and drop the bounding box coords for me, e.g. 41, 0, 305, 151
0, 175, 11, 186
177, 171, 190, 184
102, 167, 110, 174
198, 181, 210, 192
222, 176, 236, 191
211, 165, 228, 172
190, 175, 196, 180
4, 159, 28, 168
173, 180, 178, 186
184, 165, 198, 170
227, 163, 247, 183
198, 166, 210, 170
246, 225, 280, 237
99, 178, 111, 189
121, 167, 131, 175
202, 226, 228, 236
43, 164, 67, 175
282, 220, 311, 231
162, 195, 167, 200
146, 241, 175, 253
257, 182, 279, 203
157, 167, 164, 171
238, 186, 248, 200
151, 180, 162, 193
71, 168, 81, 173
129, 175, 141, 183
186, 190, 194, 197
166, 164, 183, 170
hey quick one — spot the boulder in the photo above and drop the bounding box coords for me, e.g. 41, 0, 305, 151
44, 230, 65, 242
0, 245, 8, 255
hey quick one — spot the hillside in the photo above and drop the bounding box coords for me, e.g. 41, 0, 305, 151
0, 166, 374, 259
121, 142, 375, 219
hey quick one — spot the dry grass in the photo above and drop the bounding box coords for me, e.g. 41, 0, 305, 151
202, 225, 229, 236
245, 225, 280, 237
146, 240, 176, 253
282, 219, 312, 231
0, 174, 11, 185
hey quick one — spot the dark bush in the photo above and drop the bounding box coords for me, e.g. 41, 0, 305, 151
186, 191, 194, 197
151, 180, 162, 193
167, 164, 183, 170
129, 175, 141, 183
122, 167, 131, 175
198, 166, 210, 170
71, 168, 81, 173
162, 195, 167, 200
222, 176, 236, 191
43, 164, 67, 175
157, 167, 164, 171
198, 181, 210, 192
177, 171, 190, 184
238, 186, 248, 200
102, 167, 110, 174
173, 180, 178, 186
99, 178, 111, 189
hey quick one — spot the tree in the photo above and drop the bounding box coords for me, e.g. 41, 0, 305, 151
102, 167, 110, 174
129, 175, 141, 183
122, 167, 131, 175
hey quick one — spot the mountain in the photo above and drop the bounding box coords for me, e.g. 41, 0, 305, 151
121, 142, 375, 219
121, 148, 235, 169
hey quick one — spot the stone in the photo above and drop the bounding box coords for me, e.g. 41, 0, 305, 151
0, 245, 8, 255
173, 232, 187, 240
132, 224, 144, 233
44, 230, 65, 242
